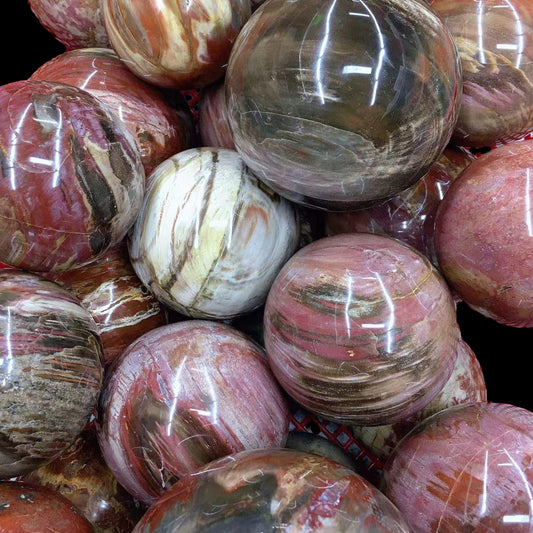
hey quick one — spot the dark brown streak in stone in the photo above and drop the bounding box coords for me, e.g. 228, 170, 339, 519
163, 150, 219, 295
288, 282, 388, 319
191, 155, 247, 307
69, 134, 116, 254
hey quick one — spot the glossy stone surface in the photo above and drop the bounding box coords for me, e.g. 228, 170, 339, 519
32, 48, 194, 176
326, 147, 474, 266
0, 80, 144, 272
133, 449, 410, 532
102, 0, 251, 89
0, 271, 103, 479
352, 338, 487, 461
436, 140, 533, 326
43, 244, 167, 367
23, 428, 142, 533
129, 148, 299, 320
29, 0, 109, 50
0, 482, 95, 532
198, 81, 235, 149
226, 0, 461, 210
264, 233, 460, 426
98, 321, 290, 504
433, 0, 533, 147
384, 403, 533, 532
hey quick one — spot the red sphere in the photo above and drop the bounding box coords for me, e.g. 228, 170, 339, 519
0, 80, 144, 272
0, 482, 95, 532
436, 140, 533, 326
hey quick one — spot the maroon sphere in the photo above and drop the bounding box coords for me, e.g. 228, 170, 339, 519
384, 403, 533, 532
436, 140, 533, 326
32, 48, 194, 176
98, 321, 290, 504
264, 233, 460, 426
0, 80, 144, 272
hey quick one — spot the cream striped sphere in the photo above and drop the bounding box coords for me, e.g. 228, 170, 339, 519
129, 148, 299, 319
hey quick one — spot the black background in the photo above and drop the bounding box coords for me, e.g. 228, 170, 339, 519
3, 2, 530, 411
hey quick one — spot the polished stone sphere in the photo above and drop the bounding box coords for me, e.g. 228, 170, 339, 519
226, 0, 461, 210
384, 403, 533, 532
433, 0, 533, 147
264, 233, 460, 426
133, 449, 410, 532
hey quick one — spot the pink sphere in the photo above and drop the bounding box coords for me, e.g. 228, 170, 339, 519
98, 320, 290, 504
264, 233, 460, 426
384, 403, 533, 532
32, 48, 194, 176
436, 140, 533, 326
29, 0, 110, 50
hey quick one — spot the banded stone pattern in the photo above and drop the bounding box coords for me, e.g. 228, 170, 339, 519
198, 81, 235, 150
129, 147, 299, 320
264, 233, 460, 426
0, 271, 103, 479
102, 0, 251, 89
436, 140, 533, 326
32, 48, 194, 176
384, 403, 533, 532
23, 428, 142, 533
134, 449, 410, 532
433, 0, 533, 147
43, 244, 167, 367
97, 321, 290, 504
352, 338, 487, 461
326, 147, 473, 266
0, 482, 95, 532
0, 80, 145, 272
29, 0, 110, 50
226, 0, 461, 209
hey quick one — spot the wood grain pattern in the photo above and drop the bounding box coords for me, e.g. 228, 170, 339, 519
0, 271, 103, 479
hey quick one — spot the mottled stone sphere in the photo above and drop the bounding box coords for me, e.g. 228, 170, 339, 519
0, 271, 103, 479
436, 140, 533, 326
0, 80, 144, 272
432, 0, 533, 147
102, 0, 251, 89
29, 0, 109, 50
22, 429, 142, 533
0, 482, 95, 532
133, 449, 410, 533
198, 81, 235, 150
326, 148, 473, 266
352, 338, 487, 462
264, 233, 460, 426
226, 0, 461, 210
43, 244, 167, 367
32, 48, 194, 176
98, 321, 290, 504
129, 148, 299, 320
384, 403, 533, 532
